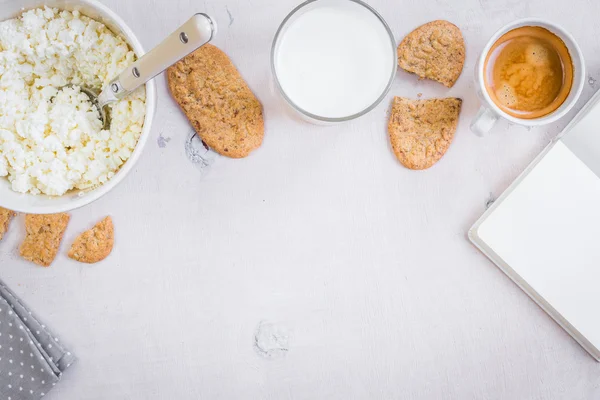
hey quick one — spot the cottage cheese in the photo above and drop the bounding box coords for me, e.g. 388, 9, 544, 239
0, 7, 146, 196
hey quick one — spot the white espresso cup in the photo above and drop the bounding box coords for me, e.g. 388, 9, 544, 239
471, 18, 585, 136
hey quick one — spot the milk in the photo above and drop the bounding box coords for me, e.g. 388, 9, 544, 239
274, 0, 395, 120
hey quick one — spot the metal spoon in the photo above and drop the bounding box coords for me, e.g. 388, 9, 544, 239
66, 13, 216, 129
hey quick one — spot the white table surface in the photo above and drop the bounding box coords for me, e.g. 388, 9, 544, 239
2, 0, 600, 398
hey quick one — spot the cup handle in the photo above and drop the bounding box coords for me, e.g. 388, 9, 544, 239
470, 106, 499, 136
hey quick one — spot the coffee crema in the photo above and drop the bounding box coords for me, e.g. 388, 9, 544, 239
484, 26, 573, 119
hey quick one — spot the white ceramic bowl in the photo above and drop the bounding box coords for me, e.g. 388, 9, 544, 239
0, 0, 157, 214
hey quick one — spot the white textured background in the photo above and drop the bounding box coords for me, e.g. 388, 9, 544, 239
2, 0, 600, 398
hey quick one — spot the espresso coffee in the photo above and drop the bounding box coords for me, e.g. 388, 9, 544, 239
484, 26, 573, 119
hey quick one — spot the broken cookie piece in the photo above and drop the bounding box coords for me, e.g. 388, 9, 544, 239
0, 207, 15, 241
68, 216, 114, 264
397, 20, 465, 88
167, 44, 264, 158
388, 96, 462, 170
20, 213, 70, 267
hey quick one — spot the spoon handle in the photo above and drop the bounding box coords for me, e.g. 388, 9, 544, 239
100, 13, 216, 104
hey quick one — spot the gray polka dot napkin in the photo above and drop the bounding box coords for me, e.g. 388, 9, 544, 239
0, 280, 75, 399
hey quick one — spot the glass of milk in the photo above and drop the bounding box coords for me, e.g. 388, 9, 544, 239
271, 0, 397, 124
